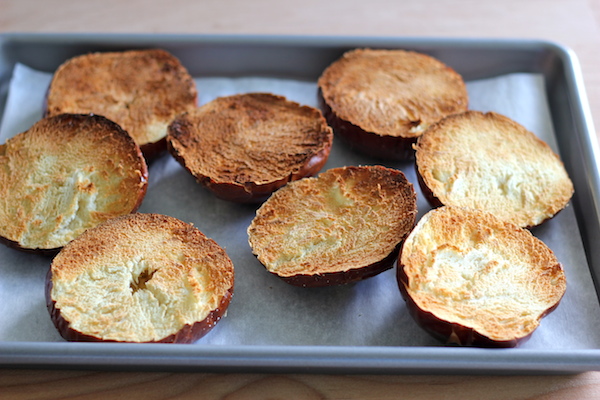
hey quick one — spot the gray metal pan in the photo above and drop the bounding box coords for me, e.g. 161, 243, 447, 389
1, 33, 600, 374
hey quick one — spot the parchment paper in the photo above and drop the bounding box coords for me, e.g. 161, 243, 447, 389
1, 63, 599, 349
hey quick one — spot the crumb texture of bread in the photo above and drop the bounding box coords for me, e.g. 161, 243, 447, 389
318, 48, 468, 139
47, 213, 234, 343
46, 49, 197, 155
247, 165, 417, 285
399, 206, 566, 346
415, 111, 574, 228
0, 114, 148, 251
167, 92, 333, 202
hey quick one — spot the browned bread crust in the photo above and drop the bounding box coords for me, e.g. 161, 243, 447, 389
46, 213, 234, 343
167, 92, 333, 203
46, 49, 197, 159
0, 114, 148, 252
318, 48, 468, 160
247, 165, 417, 287
398, 206, 567, 347
415, 110, 574, 228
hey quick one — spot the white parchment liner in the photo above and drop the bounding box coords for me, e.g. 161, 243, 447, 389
1, 64, 599, 349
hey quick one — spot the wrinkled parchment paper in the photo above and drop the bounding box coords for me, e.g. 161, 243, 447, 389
1, 63, 599, 350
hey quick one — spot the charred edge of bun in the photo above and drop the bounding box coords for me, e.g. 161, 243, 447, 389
414, 160, 444, 209
274, 241, 402, 287
138, 136, 168, 163
318, 89, 416, 161
0, 235, 61, 255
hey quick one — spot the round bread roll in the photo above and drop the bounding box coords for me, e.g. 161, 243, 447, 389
398, 206, 567, 347
46, 213, 234, 343
318, 48, 468, 160
46, 49, 197, 159
167, 92, 334, 203
414, 110, 574, 228
247, 165, 417, 287
0, 114, 148, 252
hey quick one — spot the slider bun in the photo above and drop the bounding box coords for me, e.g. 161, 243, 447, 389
318, 48, 468, 160
0, 113, 148, 252
248, 165, 417, 287
46, 213, 234, 343
46, 49, 197, 159
415, 110, 574, 228
398, 206, 567, 347
167, 92, 333, 203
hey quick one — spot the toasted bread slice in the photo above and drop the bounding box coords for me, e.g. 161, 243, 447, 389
398, 206, 566, 347
167, 92, 333, 203
318, 48, 468, 160
46, 213, 234, 343
0, 114, 148, 252
46, 49, 197, 159
247, 165, 417, 287
415, 111, 574, 228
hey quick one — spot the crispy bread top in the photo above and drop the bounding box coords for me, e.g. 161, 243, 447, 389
0, 114, 148, 251
48, 213, 234, 342
167, 92, 333, 201
318, 48, 468, 138
248, 165, 417, 278
415, 110, 574, 228
46, 49, 197, 153
399, 206, 566, 342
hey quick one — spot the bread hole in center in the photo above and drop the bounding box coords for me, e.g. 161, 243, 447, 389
130, 268, 156, 293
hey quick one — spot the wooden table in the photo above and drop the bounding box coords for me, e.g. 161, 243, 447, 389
2, 0, 600, 398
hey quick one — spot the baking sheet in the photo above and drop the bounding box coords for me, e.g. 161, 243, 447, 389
1, 34, 600, 372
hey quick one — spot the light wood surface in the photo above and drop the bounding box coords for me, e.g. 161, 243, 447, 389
2, 0, 600, 398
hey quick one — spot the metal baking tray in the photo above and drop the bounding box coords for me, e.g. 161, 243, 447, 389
1, 33, 600, 374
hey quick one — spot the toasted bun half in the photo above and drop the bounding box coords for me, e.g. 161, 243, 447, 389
167, 92, 333, 203
46, 49, 197, 159
414, 111, 574, 228
398, 206, 566, 347
247, 165, 417, 287
0, 114, 148, 252
46, 213, 234, 343
318, 48, 468, 160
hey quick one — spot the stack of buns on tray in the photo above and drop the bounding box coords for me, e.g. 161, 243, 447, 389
0, 47, 572, 347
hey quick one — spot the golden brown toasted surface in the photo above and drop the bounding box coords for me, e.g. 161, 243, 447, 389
167, 92, 333, 202
48, 213, 234, 343
247, 165, 417, 280
0, 114, 148, 251
415, 110, 574, 228
399, 206, 566, 343
46, 49, 197, 153
318, 48, 468, 138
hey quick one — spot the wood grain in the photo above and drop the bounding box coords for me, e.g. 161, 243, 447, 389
2, 370, 600, 399
2, 0, 600, 398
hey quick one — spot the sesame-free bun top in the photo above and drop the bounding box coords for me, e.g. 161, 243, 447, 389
398, 206, 567, 347
318, 48, 468, 159
167, 92, 333, 203
46, 213, 234, 343
247, 165, 417, 287
46, 49, 197, 159
0, 114, 148, 252
415, 110, 574, 228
